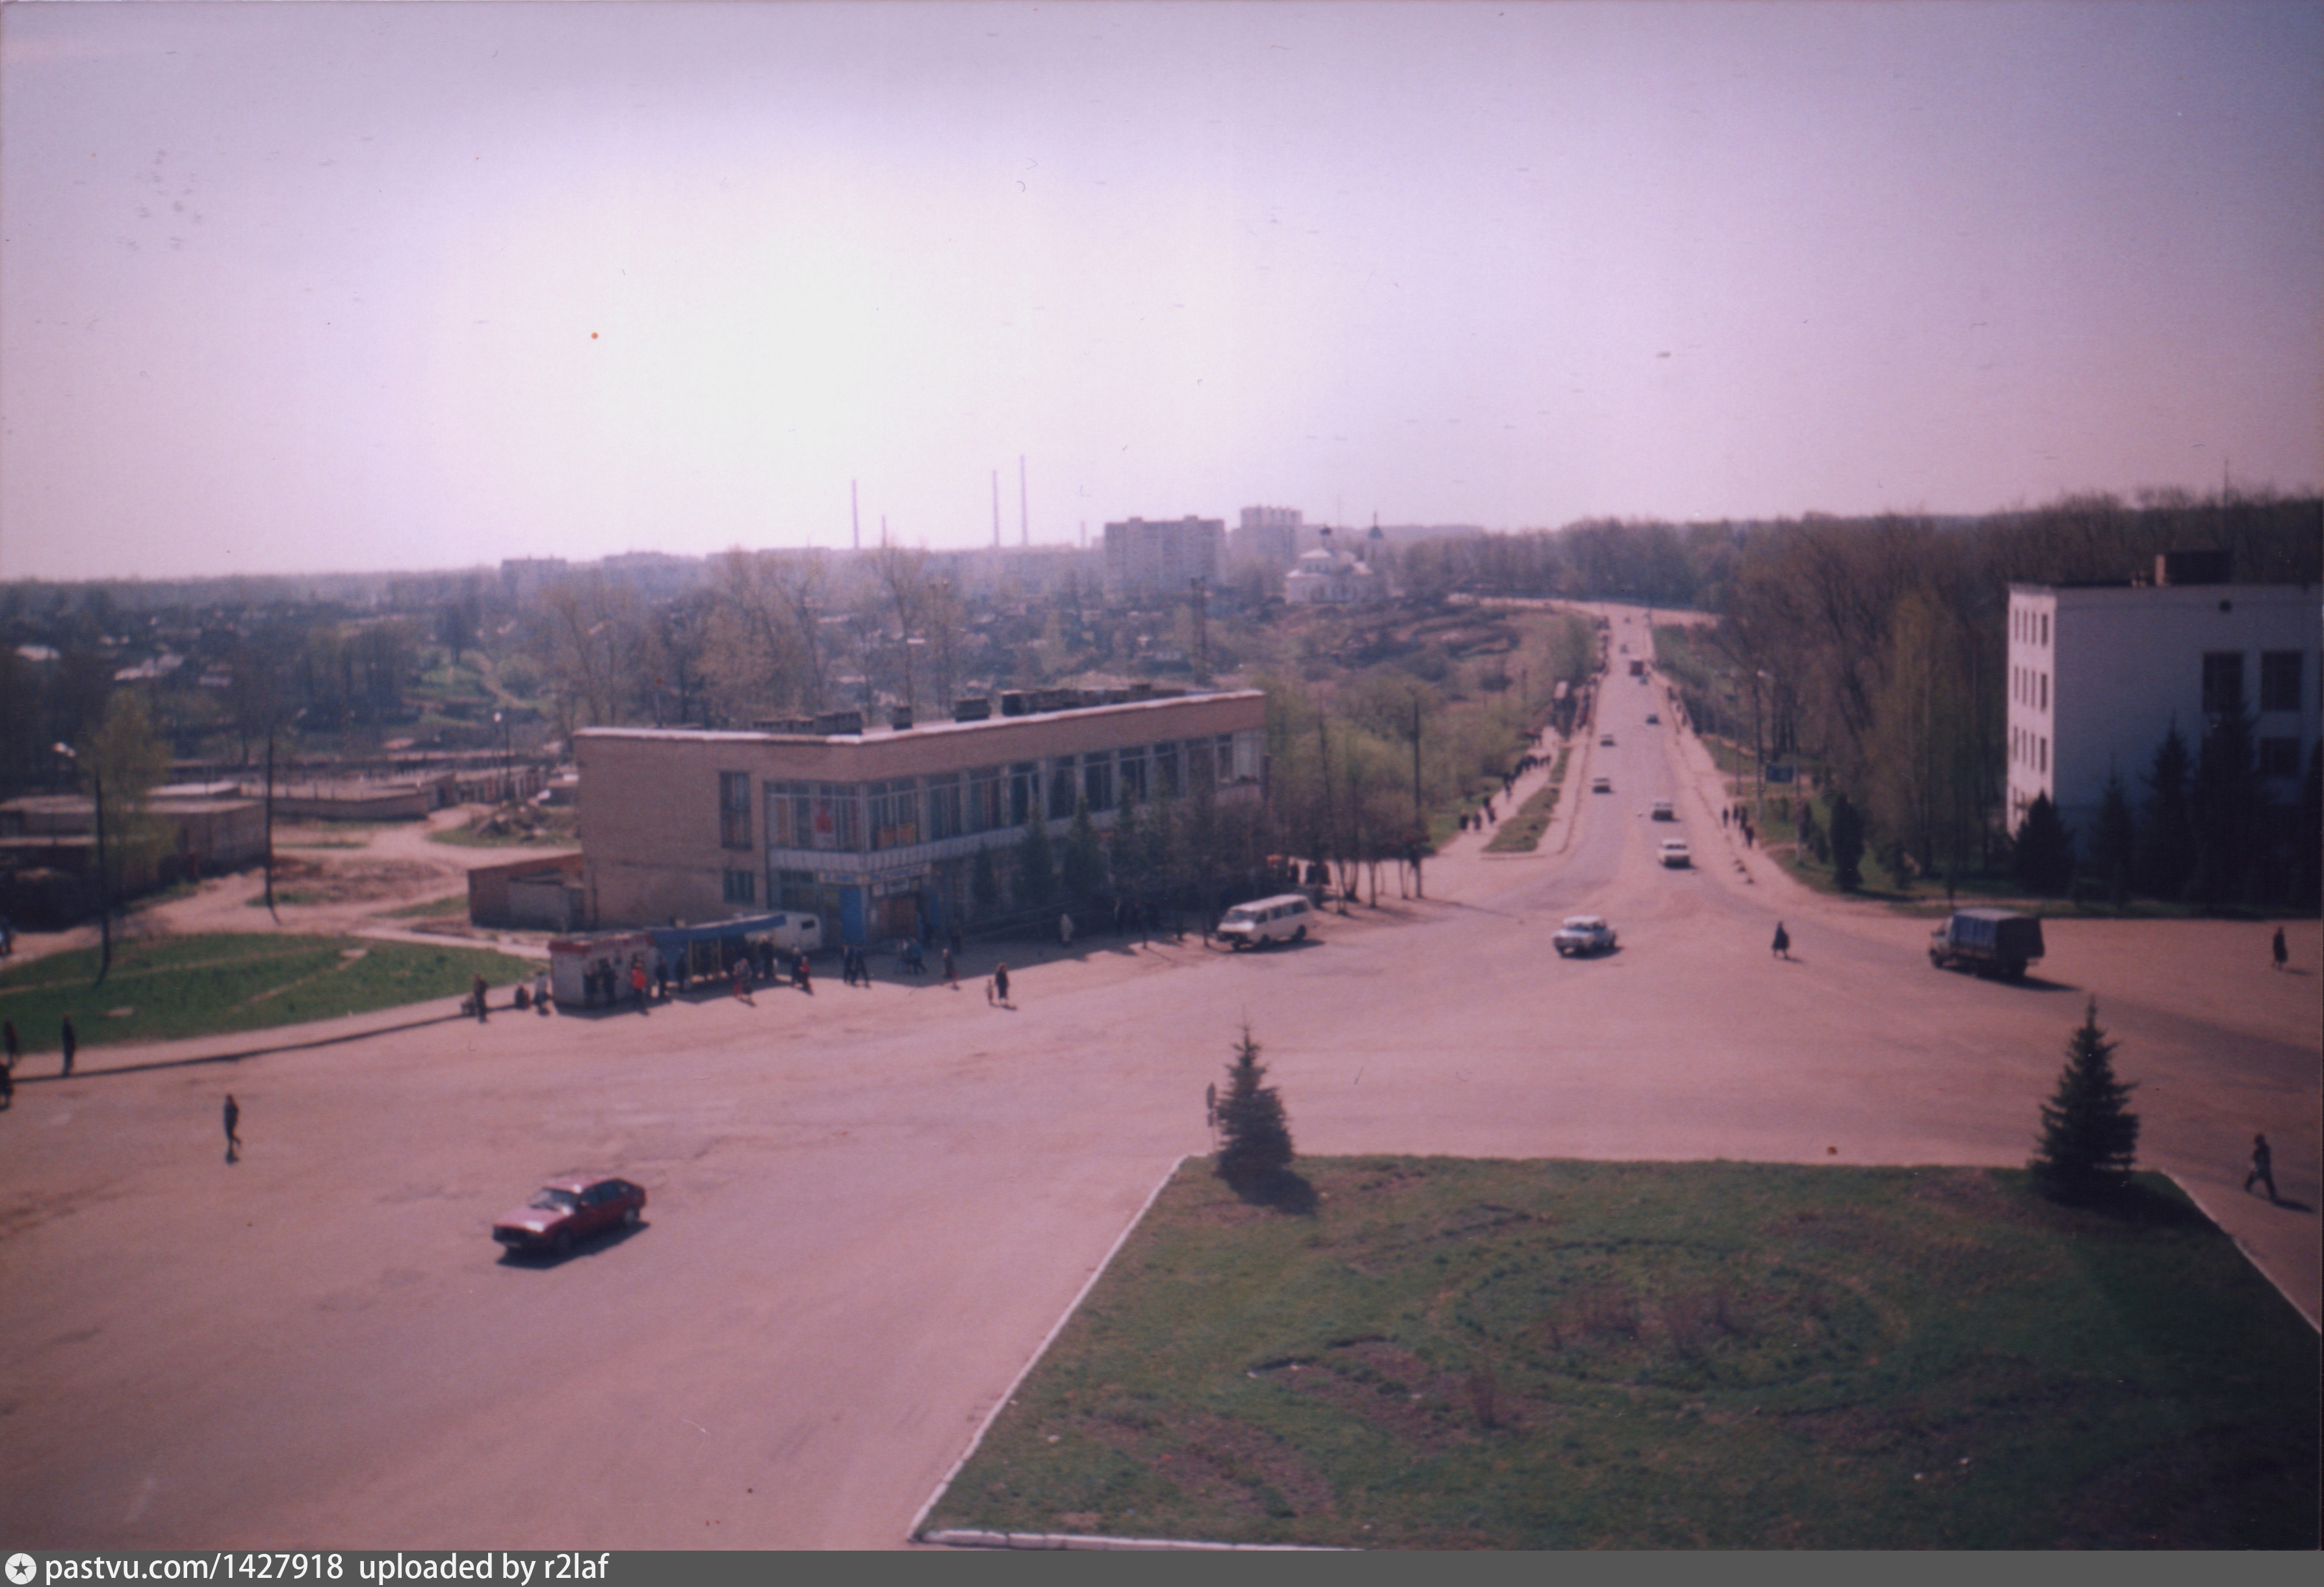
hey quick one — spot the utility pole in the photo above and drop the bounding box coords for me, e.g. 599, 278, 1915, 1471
264, 731, 279, 923
1410, 696, 1425, 899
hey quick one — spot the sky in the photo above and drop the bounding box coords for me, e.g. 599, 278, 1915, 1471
3, 0, 2319, 582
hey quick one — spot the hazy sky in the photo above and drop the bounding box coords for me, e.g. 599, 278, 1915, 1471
3, 1, 2319, 581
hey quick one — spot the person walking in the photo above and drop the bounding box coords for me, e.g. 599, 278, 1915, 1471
534, 969, 550, 1013
223, 1094, 241, 1163
2271, 925, 2288, 972
0, 1061, 12, 1110
1771, 922, 1791, 961
1059, 912, 1074, 949
942, 945, 959, 988
3, 1016, 18, 1071
60, 1014, 76, 1076
2245, 1133, 2277, 1202
794, 950, 812, 994
630, 958, 650, 1011
471, 974, 489, 1023
993, 962, 1011, 1007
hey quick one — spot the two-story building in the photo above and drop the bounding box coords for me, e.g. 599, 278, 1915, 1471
2006, 556, 2319, 834
577, 688, 1267, 943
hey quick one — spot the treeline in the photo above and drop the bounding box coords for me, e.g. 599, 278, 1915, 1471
1569, 490, 2318, 909
1260, 608, 1599, 899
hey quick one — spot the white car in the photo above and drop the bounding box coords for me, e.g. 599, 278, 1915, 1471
1650, 801, 1675, 821
1553, 915, 1618, 956
1590, 776, 1612, 794
1659, 838, 1692, 868
1217, 894, 1317, 950
1599, 733, 1616, 747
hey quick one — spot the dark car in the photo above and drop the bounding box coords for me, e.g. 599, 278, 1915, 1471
493, 1176, 646, 1257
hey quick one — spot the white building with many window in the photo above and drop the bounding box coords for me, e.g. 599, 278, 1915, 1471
2006, 570, 2318, 834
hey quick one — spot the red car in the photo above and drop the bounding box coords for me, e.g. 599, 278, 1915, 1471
493, 1176, 646, 1257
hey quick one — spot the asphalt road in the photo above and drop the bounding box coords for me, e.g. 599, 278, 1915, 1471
4, 612, 2316, 1549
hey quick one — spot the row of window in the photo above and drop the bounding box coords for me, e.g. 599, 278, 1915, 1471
719, 734, 1263, 854
2012, 606, 2050, 647
2013, 665, 2048, 712
2206, 650, 2306, 717
2011, 727, 2048, 775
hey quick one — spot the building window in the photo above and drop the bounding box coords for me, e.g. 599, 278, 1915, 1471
968, 766, 1001, 832
2039, 736, 2047, 775
1183, 737, 1215, 789
868, 779, 920, 851
1082, 749, 1115, 812
719, 771, 751, 849
2201, 651, 2243, 717
722, 868, 756, 905
807, 783, 859, 851
927, 773, 962, 840
2260, 651, 2303, 713
1048, 756, 1078, 819
775, 869, 817, 911
1009, 762, 1037, 827
2258, 737, 2301, 779
1119, 745, 1149, 805
1154, 742, 1181, 798
2039, 672, 2047, 711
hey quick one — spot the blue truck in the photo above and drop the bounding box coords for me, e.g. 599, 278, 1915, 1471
1928, 909, 2045, 981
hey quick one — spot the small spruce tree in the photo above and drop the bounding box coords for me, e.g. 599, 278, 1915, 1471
2013, 792, 2075, 896
2031, 998, 2140, 1203
1214, 1026, 1295, 1196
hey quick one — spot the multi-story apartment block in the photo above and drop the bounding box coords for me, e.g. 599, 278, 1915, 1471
1233, 506, 1304, 567
578, 688, 1267, 943
1103, 516, 1223, 602
2006, 558, 2319, 834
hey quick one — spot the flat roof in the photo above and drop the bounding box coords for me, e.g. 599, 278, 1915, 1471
575, 688, 1264, 746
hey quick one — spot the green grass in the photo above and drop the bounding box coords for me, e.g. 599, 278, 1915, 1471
925, 1157, 2319, 1549
1485, 748, 1568, 853
0, 932, 539, 1053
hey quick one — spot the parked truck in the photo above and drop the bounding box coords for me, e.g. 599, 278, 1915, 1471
1928, 909, 2045, 981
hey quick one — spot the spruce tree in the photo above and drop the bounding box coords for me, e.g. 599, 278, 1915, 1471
2031, 998, 2140, 1203
2136, 723, 2194, 901
2013, 792, 2075, 896
2093, 771, 2136, 906
1214, 1026, 1295, 1196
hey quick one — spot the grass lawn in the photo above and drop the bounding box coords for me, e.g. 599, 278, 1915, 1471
371, 894, 472, 919
925, 1157, 2319, 1549
1485, 749, 1568, 854
0, 932, 539, 1054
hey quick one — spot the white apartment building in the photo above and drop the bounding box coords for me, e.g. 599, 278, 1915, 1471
1103, 516, 1224, 602
2006, 570, 2319, 834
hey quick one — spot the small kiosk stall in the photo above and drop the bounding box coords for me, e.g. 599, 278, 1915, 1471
548, 931, 654, 1011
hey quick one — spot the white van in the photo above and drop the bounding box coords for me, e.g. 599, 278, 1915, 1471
1217, 894, 1318, 950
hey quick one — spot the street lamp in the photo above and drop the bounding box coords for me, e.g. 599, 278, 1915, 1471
494, 710, 513, 805
53, 742, 110, 985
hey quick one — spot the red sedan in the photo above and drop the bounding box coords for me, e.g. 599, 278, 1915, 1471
493, 1176, 646, 1258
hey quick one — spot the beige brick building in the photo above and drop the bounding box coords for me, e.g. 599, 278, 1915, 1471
577, 689, 1267, 942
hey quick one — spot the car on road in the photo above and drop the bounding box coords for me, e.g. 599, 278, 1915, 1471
1650, 800, 1675, 821
493, 1176, 646, 1257
1659, 838, 1692, 868
1217, 893, 1317, 949
1590, 776, 1612, 794
1646, 712, 1659, 724
1553, 915, 1618, 956
1599, 733, 1616, 746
